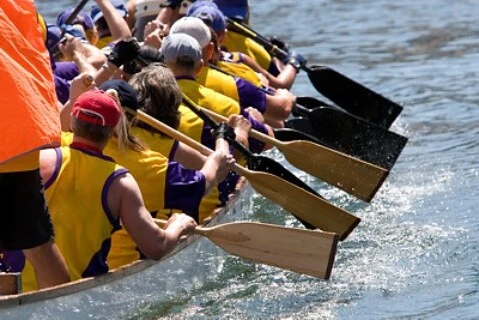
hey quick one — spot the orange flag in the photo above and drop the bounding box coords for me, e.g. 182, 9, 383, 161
0, 0, 61, 164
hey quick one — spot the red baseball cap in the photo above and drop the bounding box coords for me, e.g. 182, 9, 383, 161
72, 90, 121, 127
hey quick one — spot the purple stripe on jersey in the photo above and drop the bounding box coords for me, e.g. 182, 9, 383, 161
1, 250, 25, 273
101, 168, 128, 230
169, 140, 179, 161
235, 78, 267, 113
164, 162, 206, 222
54, 75, 70, 104
81, 238, 112, 278
241, 109, 267, 153
44, 148, 63, 190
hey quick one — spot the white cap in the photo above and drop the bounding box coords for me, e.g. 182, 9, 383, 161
160, 33, 202, 67
170, 16, 212, 48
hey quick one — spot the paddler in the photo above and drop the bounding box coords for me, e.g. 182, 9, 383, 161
169, 17, 296, 127
98, 79, 235, 268
158, 33, 272, 154
90, 0, 132, 49
7, 90, 199, 291
0, 0, 70, 289
187, 3, 304, 90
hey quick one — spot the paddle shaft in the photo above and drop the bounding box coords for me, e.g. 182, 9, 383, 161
200, 107, 388, 202
154, 218, 338, 279
137, 110, 360, 240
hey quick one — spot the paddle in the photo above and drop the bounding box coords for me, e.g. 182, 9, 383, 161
288, 104, 408, 171
207, 63, 405, 170
180, 95, 323, 228
199, 106, 389, 202
136, 110, 360, 240
226, 18, 403, 128
154, 218, 338, 279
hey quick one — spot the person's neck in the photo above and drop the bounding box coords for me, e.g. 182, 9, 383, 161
71, 136, 106, 154
168, 65, 196, 78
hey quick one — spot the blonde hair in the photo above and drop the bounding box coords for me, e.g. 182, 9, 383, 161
105, 89, 148, 153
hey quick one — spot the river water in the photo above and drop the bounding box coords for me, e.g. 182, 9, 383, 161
36, 0, 479, 319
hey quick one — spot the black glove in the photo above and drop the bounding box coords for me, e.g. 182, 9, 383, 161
283, 50, 307, 72
270, 36, 290, 53
212, 122, 236, 141
107, 38, 141, 67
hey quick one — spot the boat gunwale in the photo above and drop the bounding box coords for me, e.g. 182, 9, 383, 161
0, 178, 249, 309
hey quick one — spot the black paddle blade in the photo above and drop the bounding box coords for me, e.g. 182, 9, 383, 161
296, 96, 334, 109
272, 128, 321, 144
247, 155, 318, 229
306, 65, 403, 129
287, 107, 408, 170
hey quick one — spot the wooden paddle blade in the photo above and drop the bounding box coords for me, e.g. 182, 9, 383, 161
197, 222, 339, 279
278, 140, 389, 202
247, 155, 319, 229
243, 170, 360, 240
307, 65, 403, 128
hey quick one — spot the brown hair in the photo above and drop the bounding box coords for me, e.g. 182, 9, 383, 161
129, 64, 182, 132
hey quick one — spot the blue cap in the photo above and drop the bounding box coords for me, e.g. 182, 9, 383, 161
188, 5, 225, 33
213, 0, 248, 20
186, 0, 218, 16
46, 24, 62, 52
56, 8, 94, 31
91, 0, 127, 23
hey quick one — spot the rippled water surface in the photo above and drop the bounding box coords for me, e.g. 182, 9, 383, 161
36, 0, 479, 318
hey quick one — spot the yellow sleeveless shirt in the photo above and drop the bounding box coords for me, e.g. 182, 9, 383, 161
21, 145, 126, 291
223, 30, 272, 71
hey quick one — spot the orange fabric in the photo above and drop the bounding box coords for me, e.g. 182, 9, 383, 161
0, 1, 60, 165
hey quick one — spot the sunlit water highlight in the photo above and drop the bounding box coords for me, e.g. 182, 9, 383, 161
35, 0, 479, 318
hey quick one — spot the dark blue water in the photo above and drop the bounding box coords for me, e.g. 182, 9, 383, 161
37, 0, 479, 318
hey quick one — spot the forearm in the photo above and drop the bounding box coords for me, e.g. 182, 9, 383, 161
94, 61, 118, 86
200, 155, 221, 194
173, 142, 207, 170
60, 100, 74, 132
72, 52, 98, 75
97, 1, 131, 41
266, 65, 297, 90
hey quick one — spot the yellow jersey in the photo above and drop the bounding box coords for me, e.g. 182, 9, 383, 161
21, 144, 126, 291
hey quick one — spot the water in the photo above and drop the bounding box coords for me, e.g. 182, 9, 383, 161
36, 0, 479, 318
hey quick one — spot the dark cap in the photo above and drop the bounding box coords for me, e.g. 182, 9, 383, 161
99, 80, 139, 111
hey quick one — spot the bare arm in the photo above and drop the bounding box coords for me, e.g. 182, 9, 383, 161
240, 53, 296, 90
59, 37, 99, 75
172, 142, 207, 170
264, 89, 296, 122
60, 73, 96, 131
200, 138, 235, 193
109, 173, 196, 260
94, 0, 132, 41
